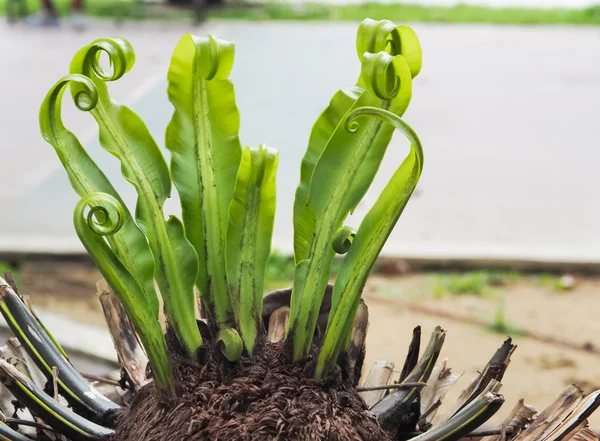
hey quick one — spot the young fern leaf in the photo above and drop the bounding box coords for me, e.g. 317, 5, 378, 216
69, 37, 202, 358
216, 328, 243, 362
166, 34, 242, 338
287, 51, 417, 360
73, 193, 173, 393
356, 19, 422, 79
226, 145, 278, 354
39, 74, 157, 315
293, 18, 422, 263
0, 278, 120, 420
316, 106, 424, 378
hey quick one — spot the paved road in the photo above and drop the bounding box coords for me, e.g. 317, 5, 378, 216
1, 21, 600, 261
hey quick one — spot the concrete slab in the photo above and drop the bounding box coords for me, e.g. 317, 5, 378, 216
1, 21, 600, 262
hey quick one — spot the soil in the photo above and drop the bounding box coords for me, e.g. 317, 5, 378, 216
12, 260, 600, 430
112, 338, 390, 441
361, 274, 600, 428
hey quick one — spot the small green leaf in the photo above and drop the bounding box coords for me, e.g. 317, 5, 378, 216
226, 145, 279, 354
166, 33, 242, 329
331, 226, 356, 255
216, 328, 243, 362
69, 37, 202, 358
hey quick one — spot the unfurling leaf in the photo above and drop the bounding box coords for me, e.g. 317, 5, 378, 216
73, 193, 173, 392
316, 107, 424, 377
69, 37, 202, 358
289, 36, 421, 361
39, 74, 157, 316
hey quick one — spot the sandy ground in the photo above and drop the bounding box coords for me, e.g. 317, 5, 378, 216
362, 275, 600, 428
14, 260, 600, 429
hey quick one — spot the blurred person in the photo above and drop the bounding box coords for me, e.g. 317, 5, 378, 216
25, 0, 86, 29
70, 0, 85, 30
25, 0, 59, 26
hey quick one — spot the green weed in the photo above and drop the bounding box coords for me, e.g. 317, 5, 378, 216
433, 270, 521, 297
3, 0, 600, 25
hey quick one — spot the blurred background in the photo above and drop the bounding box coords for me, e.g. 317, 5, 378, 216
1, 0, 600, 429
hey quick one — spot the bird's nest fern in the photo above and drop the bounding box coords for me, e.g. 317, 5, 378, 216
0, 17, 598, 441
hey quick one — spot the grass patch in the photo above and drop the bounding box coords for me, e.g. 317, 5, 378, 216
2, 0, 600, 25
329, 3, 600, 25
432, 270, 521, 297
209, 3, 600, 25
530, 272, 575, 292
0, 261, 21, 288
1, 0, 192, 19
264, 252, 295, 291
487, 292, 526, 336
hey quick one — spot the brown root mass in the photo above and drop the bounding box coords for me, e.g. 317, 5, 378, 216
113, 340, 390, 441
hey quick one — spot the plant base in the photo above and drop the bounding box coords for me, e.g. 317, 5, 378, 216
112, 340, 390, 441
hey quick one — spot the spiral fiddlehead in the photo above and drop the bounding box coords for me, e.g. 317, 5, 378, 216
332, 226, 357, 255
81, 193, 125, 236
71, 37, 135, 86
40, 74, 99, 194
356, 18, 422, 77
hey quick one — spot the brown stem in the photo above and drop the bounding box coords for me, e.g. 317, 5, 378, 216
80, 372, 121, 387
356, 382, 426, 392
4, 418, 54, 432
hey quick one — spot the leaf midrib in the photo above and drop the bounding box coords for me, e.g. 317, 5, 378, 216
238, 181, 260, 347
194, 76, 230, 327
